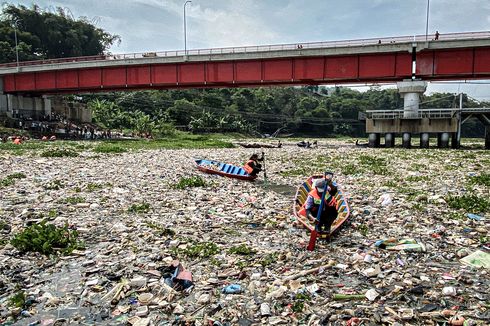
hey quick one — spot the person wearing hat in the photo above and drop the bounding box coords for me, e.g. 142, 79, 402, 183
243, 152, 264, 176
298, 176, 338, 233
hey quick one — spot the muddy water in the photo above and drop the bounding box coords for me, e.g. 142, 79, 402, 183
256, 181, 296, 197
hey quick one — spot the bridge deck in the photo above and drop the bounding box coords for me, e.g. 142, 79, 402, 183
0, 31, 489, 74
1, 32, 490, 94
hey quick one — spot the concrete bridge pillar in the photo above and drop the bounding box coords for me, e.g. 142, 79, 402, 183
6, 94, 18, 117
43, 96, 52, 116
402, 132, 411, 148
420, 133, 429, 148
0, 78, 6, 116
451, 133, 460, 149
486, 127, 490, 149
439, 132, 450, 148
397, 80, 427, 118
368, 133, 380, 148
385, 133, 395, 147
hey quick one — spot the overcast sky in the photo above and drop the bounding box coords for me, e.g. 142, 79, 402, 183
4, 0, 490, 99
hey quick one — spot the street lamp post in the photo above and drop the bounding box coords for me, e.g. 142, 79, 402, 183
184, 0, 192, 57
13, 20, 20, 71
425, 0, 430, 41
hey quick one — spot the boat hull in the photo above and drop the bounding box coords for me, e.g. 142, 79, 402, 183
293, 175, 350, 237
195, 159, 257, 181
237, 143, 281, 148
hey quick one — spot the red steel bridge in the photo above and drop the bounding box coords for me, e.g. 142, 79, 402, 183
1, 31, 490, 95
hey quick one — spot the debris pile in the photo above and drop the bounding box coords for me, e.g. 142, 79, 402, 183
0, 140, 488, 325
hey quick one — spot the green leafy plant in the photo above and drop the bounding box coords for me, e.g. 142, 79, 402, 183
383, 180, 398, 188
41, 148, 79, 158
8, 291, 26, 308
86, 182, 104, 192
94, 144, 127, 153
128, 202, 151, 213
173, 176, 207, 189
0, 177, 15, 187
7, 172, 26, 179
64, 196, 86, 204
145, 221, 175, 237
228, 244, 256, 255
0, 172, 26, 188
446, 194, 490, 213
10, 220, 81, 256
358, 224, 369, 237
469, 173, 490, 187
342, 164, 357, 175
260, 252, 278, 267
43, 179, 65, 190
292, 292, 311, 313
47, 209, 58, 219
235, 259, 251, 269
406, 175, 430, 182
177, 241, 220, 259
446, 211, 465, 220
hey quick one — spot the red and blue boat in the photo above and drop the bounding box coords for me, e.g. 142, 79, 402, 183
195, 159, 257, 181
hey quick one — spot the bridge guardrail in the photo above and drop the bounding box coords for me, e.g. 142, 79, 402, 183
365, 109, 460, 119
1, 31, 489, 69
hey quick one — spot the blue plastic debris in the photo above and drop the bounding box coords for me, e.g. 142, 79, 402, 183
222, 284, 242, 294
467, 213, 484, 221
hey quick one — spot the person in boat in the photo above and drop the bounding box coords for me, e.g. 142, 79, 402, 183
298, 177, 338, 234
297, 140, 311, 148
243, 152, 264, 176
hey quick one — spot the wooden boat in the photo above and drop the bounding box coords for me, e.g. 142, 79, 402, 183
237, 142, 281, 148
195, 159, 257, 181
293, 175, 350, 250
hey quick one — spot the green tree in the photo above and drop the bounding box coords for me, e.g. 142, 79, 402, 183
0, 4, 120, 63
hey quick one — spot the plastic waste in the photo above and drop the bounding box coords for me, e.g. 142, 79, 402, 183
222, 284, 242, 294
460, 250, 490, 269
365, 289, 379, 301
260, 303, 271, 316
467, 213, 484, 221
375, 238, 426, 252
442, 286, 457, 296
377, 193, 392, 206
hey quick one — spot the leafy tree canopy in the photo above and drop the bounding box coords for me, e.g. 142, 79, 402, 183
0, 4, 120, 63
84, 86, 489, 137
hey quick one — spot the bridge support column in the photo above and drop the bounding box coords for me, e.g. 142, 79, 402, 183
439, 132, 450, 148
397, 80, 427, 118
486, 127, 490, 149
368, 133, 380, 148
0, 78, 6, 116
43, 96, 52, 117
420, 133, 429, 148
6, 94, 19, 118
451, 133, 460, 149
402, 132, 411, 148
385, 133, 394, 147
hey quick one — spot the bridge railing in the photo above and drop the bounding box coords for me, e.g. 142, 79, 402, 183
1, 31, 490, 69
365, 108, 461, 119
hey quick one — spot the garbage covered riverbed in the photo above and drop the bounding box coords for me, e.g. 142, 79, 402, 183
0, 139, 489, 325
